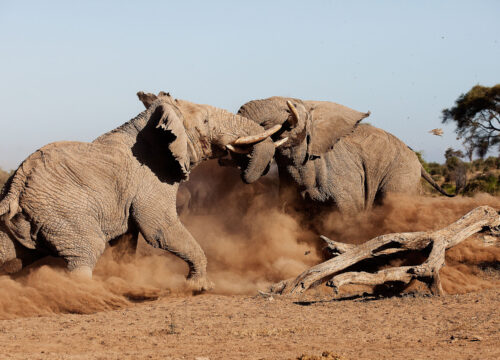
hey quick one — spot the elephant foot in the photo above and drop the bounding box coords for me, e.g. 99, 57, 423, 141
69, 265, 93, 280
186, 275, 214, 293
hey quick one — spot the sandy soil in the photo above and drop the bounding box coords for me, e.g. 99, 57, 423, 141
1, 167, 499, 359
0, 287, 498, 360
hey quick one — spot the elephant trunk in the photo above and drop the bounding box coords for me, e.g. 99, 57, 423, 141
242, 141, 275, 184
212, 109, 277, 184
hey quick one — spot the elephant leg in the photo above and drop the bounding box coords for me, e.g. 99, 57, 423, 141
380, 165, 421, 199
0, 227, 45, 274
133, 206, 213, 291
42, 223, 107, 279
0, 228, 18, 272
65, 237, 106, 279
331, 178, 365, 214
142, 221, 212, 291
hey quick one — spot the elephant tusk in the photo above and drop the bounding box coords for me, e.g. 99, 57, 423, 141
286, 100, 300, 127
226, 144, 251, 154
233, 124, 282, 145
274, 137, 288, 148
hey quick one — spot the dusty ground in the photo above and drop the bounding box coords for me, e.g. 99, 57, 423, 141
1, 177, 499, 359
0, 287, 498, 360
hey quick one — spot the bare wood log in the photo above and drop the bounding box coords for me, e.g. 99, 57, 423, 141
320, 235, 355, 256
270, 206, 499, 296
321, 235, 411, 257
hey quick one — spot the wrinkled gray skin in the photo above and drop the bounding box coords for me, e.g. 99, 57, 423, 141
238, 96, 453, 214
0, 92, 278, 291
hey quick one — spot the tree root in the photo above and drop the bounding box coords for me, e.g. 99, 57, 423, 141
269, 206, 500, 297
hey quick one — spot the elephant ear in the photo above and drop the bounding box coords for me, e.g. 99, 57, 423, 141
137, 91, 172, 109
150, 102, 190, 180
308, 101, 370, 156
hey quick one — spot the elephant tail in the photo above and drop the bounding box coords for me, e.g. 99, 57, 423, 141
420, 166, 456, 197
0, 163, 31, 219
0, 175, 22, 220
0, 166, 39, 249
0, 147, 46, 219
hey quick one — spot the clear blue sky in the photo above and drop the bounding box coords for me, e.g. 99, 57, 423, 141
0, 0, 499, 169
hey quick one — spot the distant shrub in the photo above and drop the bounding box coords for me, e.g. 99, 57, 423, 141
415, 151, 430, 172
471, 157, 500, 172
484, 156, 500, 170
462, 172, 500, 196
0, 168, 12, 191
417, 150, 499, 196
427, 162, 445, 176
441, 182, 456, 194
472, 158, 484, 172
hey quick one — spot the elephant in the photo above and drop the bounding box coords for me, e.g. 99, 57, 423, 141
0, 91, 286, 291
236, 96, 454, 214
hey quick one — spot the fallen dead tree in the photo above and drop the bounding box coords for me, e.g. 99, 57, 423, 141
269, 205, 500, 297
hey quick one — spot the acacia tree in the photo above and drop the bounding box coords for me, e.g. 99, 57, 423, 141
442, 84, 500, 160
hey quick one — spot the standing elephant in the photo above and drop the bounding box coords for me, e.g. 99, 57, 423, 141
237, 96, 454, 214
0, 92, 285, 291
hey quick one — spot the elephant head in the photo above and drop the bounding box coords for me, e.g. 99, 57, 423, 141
237, 96, 370, 162
137, 91, 287, 183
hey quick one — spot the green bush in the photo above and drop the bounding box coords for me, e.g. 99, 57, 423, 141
427, 162, 445, 176
484, 156, 500, 170
471, 157, 500, 172
472, 158, 484, 172
418, 150, 499, 196
441, 182, 456, 194
415, 151, 430, 172
462, 172, 500, 196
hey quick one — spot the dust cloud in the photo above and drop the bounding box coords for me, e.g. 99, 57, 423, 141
0, 161, 498, 318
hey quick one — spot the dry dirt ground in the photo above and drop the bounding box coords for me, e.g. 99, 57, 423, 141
1, 186, 499, 359
0, 288, 498, 360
